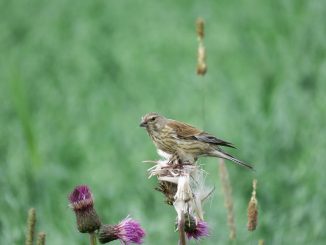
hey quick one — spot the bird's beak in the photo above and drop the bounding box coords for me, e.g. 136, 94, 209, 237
140, 121, 147, 127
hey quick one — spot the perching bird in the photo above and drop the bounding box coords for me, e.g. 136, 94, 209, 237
140, 112, 253, 170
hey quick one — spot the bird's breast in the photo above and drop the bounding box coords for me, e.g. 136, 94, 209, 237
148, 128, 209, 156
149, 129, 177, 154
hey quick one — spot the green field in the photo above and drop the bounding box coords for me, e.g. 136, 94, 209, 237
1, 0, 326, 244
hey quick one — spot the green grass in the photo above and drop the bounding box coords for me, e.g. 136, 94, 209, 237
1, 0, 326, 244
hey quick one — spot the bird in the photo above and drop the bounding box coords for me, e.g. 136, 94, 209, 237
140, 112, 253, 170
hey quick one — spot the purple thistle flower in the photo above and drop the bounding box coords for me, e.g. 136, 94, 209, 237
69, 185, 93, 210
183, 214, 209, 240
185, 220, 209, 240
99, 216, 145, 244
68, 185, 101, 233
117, 217, 145, 244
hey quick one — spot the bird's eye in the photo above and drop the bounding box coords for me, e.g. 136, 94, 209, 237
150, 117, 156, 122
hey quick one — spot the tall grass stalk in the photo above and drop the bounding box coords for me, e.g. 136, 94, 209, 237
247, 179, 258, 231
196, 17, 208, 126
9, 74, 41, 168
196, 17, 237, 240
219, 159, 236, 240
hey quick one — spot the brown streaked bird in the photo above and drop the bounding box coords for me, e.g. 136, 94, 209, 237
140, 112, 253, 170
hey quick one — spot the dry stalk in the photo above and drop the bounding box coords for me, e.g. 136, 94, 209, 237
196, 18, 207, 75
219, 159, 236, 240
147, 158, 210, 243
178, 213, 186, 245
247, 179, 258, 231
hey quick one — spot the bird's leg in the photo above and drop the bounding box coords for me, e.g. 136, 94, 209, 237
179, 157, 197, 166
173, 154, 186, 169
167, 154, 179, 165
176, 151, 197, 165
177, 157, 184, 166
167, 155, 174, 165
181, 160, 192, 165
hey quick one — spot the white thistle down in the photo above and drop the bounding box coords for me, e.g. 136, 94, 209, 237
146, 158, 213, 222
174, 175, 192, 221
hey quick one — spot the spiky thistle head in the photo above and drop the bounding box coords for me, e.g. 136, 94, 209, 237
69, 185, 93, 209
99, 216, 145, 244
68, 185, 101, 233
184, 214, 209, 240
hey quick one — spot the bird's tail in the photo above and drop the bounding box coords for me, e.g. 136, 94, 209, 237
212, 150, 253, 170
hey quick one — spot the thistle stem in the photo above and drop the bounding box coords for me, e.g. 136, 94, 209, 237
89, 232, 97, 245
178, 213, 186, 245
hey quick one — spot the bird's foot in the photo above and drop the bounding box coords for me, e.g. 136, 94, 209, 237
181, 160, 193, 165
167, 154, 179, 165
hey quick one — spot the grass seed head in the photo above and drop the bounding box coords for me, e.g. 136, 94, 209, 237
247, 179, 258, 231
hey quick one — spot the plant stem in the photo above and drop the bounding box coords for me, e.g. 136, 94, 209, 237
89, 232, 97, 245
178, 213, 186, 245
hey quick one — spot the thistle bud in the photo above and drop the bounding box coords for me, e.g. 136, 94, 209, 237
68, 185, 101, 233
98, 217, 145, 244
247, 179, 258, 231
98, 224, 118, 243
184, 214, 209, 240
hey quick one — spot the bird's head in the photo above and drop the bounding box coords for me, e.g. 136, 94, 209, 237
140, 112, 167, 132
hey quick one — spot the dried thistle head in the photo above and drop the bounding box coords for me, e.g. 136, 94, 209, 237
247, 179, 258, 231
190, 167, 214, 218
146, 157, 212, 242
148, 158, 211, 222
155, 181, 178, 205
68, 185, 101, 233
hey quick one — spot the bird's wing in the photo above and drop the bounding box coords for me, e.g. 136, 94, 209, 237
195, 133, 236, 148
167, 120, 203, 138
167, 120, 236, 148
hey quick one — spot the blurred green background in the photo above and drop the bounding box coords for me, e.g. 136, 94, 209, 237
1, 0, 326, 244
